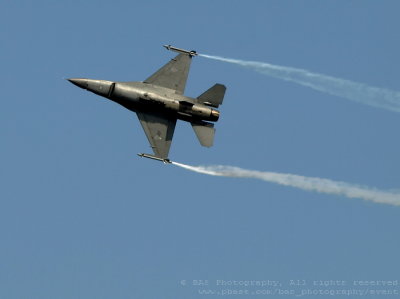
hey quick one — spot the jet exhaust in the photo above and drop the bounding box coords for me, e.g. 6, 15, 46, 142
199, 54, 400, 113
172, 162, 400, 206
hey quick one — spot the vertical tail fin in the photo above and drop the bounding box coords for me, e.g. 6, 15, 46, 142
197, 84, 226, 108
191, 122, 215, 147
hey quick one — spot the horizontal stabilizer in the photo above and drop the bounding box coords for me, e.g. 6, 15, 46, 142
191, 122, 215, 147
197, 84, 226, 108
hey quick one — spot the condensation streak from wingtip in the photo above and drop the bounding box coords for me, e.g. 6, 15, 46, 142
199, 53, 400, 113
172, 162, 400, 206
189, 54, 400, 205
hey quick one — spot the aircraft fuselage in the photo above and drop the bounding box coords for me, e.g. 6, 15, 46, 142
68, 78, 220, 123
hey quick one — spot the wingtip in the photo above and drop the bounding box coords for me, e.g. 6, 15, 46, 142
162, 44, 197, 57
137, 153, 171, 164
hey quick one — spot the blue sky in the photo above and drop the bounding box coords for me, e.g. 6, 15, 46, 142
1, 1, 400, 298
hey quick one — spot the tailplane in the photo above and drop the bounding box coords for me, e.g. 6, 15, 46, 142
191, 122, 215, 147
197, 84, 226, 108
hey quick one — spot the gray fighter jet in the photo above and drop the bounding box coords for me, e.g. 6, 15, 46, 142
68, 45, 226, 163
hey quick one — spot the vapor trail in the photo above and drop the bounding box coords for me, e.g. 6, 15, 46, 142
199, 54, 400, 113
172, 162, 400, 206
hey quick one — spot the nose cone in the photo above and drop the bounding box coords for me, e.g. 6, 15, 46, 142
69, 78, 114, 98
68, 78, 88, 89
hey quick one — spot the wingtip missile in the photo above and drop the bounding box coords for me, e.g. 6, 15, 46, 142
163, 44, 197, 57
137, 153, 172, 164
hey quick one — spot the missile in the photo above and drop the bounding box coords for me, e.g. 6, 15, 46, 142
137, 153, 171, 164
163, 45, 197, 57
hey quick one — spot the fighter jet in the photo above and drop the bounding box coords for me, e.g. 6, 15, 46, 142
68, 45, 226, 163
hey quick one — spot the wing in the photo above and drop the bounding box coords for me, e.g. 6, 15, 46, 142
136, 111, 177, 159
143, 53, 192, 95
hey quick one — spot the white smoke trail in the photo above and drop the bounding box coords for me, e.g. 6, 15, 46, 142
200, 54, 400, 113
172, 162, 400, 206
